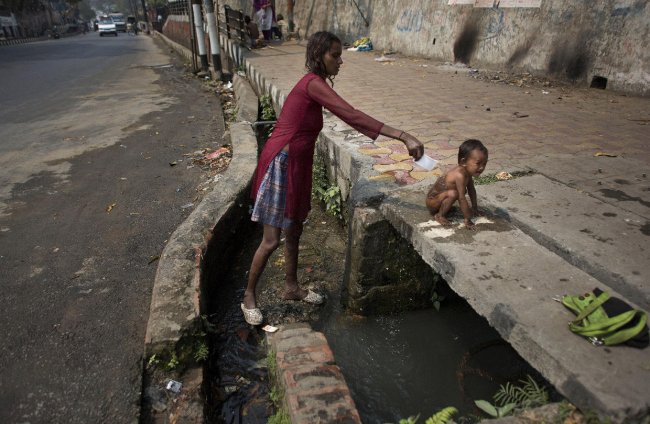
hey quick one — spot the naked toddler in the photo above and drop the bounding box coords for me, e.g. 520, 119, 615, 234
426, 139, 488, 229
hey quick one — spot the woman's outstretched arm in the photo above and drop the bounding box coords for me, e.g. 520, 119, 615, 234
308, 77, 423, 159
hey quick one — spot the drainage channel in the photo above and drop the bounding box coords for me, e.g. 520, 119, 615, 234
201, 194, 556, 423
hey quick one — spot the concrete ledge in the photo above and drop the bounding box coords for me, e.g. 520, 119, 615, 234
268, 324, 362, 423
480, 174, 650, 312
379, 187, 650, 422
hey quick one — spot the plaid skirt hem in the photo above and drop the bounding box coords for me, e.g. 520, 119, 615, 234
251, 151, 293, 229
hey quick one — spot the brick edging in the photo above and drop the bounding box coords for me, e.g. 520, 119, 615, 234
268, 323, 362, 423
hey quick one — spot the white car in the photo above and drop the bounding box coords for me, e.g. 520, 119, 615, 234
98, 17, 117, 37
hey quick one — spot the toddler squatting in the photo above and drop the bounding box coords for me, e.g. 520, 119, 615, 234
426, 139, 488, 230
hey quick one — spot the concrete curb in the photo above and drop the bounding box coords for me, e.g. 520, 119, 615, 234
144, 33, 260, 357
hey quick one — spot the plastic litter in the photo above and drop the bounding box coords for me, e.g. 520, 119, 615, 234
414, 154, 438, 171
166, 380, 182, 393
205, 147, 229, 160
180, 203, 194, 209
594, 152, 618, 157
106, 203, 116, 213
262, 324, 278, 333
496, 171, 513, 180
374, 55, 395, 62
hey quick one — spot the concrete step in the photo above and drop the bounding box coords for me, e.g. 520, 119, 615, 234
479, 173, 650, 312
380, 187, 650, 422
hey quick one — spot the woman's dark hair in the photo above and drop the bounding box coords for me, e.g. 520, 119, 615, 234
458, 139, 488, 162
305, 31, 341, 86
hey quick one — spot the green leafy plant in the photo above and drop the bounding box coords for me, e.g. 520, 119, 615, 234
494, 375, 549, 409
398, 407, 458, 424
475, 374, 549, 418
260, 95, 276, 121
194, 341, 209, 362
147, 354, 160, 368
474, 400, 516, 418
268, 407, 290, 424
399, 415, 419, 424
425, 407, 458, 424
312, 158, 344, 220
315, 185, 343, 219
165, 351, 180, 371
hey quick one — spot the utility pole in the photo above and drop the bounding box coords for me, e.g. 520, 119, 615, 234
140, 0, 150, 34
191, 0, 209, 73
287, 0, 294, 32
203, 0, 222, 80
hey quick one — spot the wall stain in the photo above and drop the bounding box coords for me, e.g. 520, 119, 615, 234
454, 15, 480, 64
548, 30, 591, 81
507, 32, 538, 67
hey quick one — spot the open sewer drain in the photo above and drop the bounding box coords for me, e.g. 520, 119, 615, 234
202, 202, 555, 423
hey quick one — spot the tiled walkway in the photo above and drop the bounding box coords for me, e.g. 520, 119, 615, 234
243, 41, 649, 185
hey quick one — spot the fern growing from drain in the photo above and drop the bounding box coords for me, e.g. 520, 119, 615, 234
475, 374, 548, 418
494, 375, 549, 409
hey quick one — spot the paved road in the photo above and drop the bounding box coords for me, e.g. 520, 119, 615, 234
0, 34, 225, 422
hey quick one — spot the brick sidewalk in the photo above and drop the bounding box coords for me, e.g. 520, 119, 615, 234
243, 41, 649, 186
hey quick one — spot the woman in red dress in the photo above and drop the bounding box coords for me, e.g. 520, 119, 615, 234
241, 31, 424, 325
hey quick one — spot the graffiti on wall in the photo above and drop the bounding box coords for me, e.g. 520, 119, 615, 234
396, 9, 423, 32
448, 0, 541, 7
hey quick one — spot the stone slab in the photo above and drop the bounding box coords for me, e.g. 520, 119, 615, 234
380, 187, 650, 422
480, 173, 650, 311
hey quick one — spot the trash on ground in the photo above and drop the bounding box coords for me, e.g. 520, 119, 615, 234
106, 203, 116, 213
166, 380, 182, 393
181, 203, 194, 209
148, 255, 160, 265
169, 161, 177, 167
496, 171, 513, 180
542, 90, 550, 94
350, 37, 372, 51
374, 55, 395, 62
206, 147, 229, 159
223, 385, 239, 394
262, 324, 278, 333
513, 111, 529, 118
594, 152, 618, 157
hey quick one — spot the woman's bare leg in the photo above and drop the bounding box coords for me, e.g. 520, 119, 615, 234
282, 221, 308, 300
243, 224, 281, 309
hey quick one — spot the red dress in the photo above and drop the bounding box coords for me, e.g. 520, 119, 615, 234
251, 72, 384, 223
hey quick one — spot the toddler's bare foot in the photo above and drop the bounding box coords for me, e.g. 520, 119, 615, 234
434, 215, 452, 226
282, 287, 308, 301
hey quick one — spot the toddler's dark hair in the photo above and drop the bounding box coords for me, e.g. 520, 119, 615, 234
306, 31, 341, 86
244, 15, 251, 24
458, 139, 488, 162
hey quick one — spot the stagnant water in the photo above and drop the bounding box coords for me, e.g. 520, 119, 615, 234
203, 202, 547, 423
